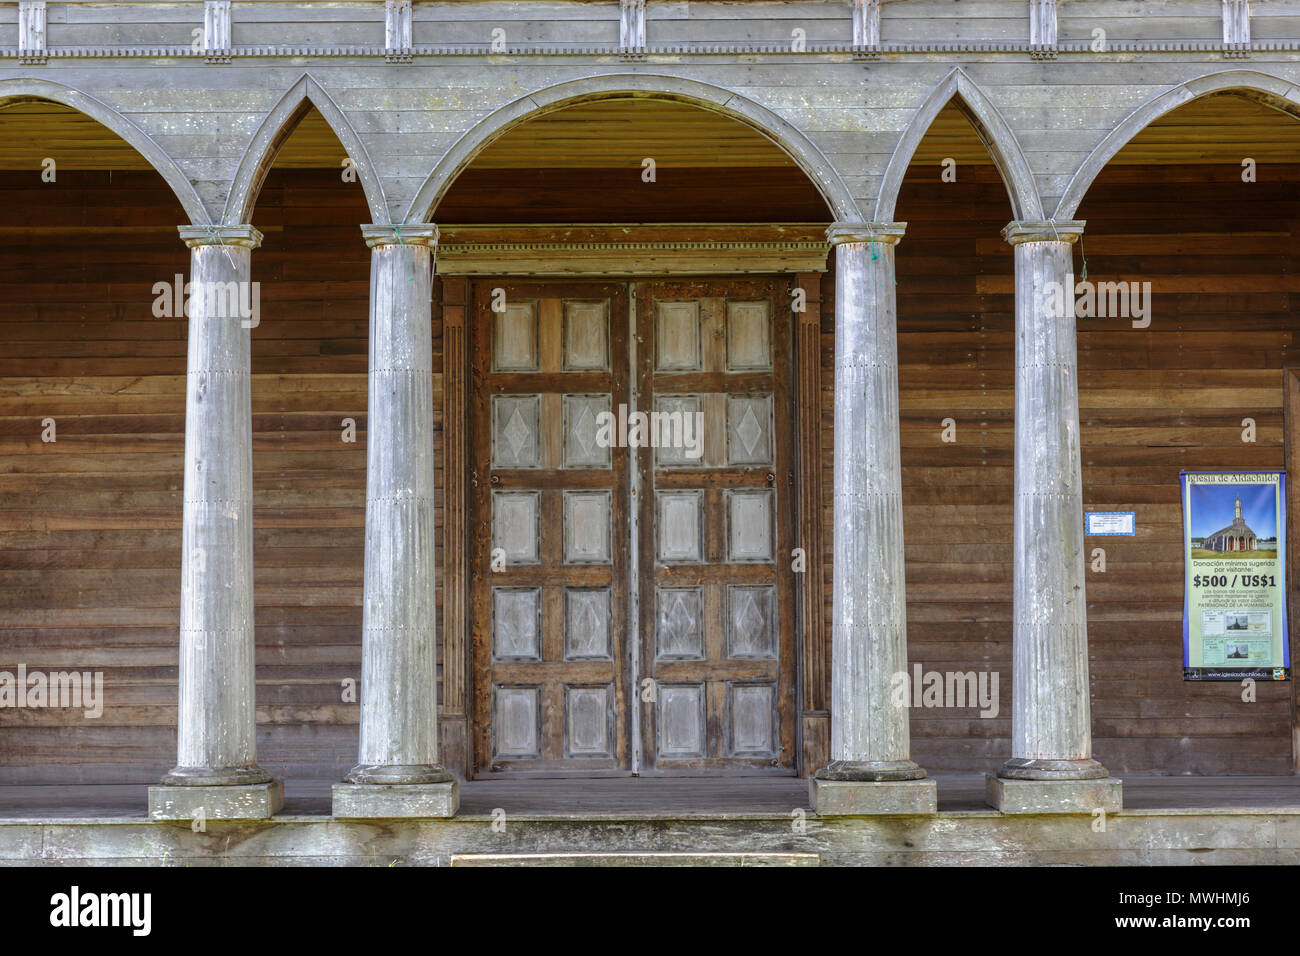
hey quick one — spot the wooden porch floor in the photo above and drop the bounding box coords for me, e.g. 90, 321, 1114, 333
4, 773, 1300, 819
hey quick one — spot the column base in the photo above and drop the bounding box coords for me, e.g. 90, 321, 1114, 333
810, 777, 937, 816
813, 759, 928, 782
344, 763, 455, 786
332, 781, 459, 819
996, 757, 1110, 780
148, 780, 283, 821
160, 764, 273, 787
986, 773, 1122, 814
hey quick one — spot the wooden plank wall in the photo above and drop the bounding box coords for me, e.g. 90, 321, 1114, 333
818, 162, 1296, 776
242, 168, 380, 783
0, 168, 391, 784
3, 160, 1295, 782
0, 170, 189, 784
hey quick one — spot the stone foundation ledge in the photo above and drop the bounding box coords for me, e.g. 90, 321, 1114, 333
6, 808, 1300, 865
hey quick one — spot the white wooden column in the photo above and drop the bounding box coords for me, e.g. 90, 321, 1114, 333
385, 0, 413, 61
1223, 0, 1251, 47
990, 220, 1121, 813
812, 222, 935, 815
620, 0, 646, 53
1029, 0, 1057, 46
18, 1, 46, 60
333, 224, 457, 818
150, 225, 281, 821
852, 0, 880, 49
202, 0, 232, 62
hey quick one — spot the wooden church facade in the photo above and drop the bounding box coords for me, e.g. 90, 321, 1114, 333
1, 0, 1300, 831
1203, 497, 1259, 552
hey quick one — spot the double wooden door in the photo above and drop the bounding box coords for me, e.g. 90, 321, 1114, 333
470, 277, 796, 776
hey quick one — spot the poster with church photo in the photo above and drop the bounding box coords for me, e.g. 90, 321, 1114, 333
1181, 472, 1289, 680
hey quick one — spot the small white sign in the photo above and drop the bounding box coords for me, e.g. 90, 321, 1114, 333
1086, 512, 1135, 536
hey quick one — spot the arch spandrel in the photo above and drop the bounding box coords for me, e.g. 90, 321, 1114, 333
0, 77, 210, 226
223, 73, 388, 226
402, 72, 862, 226
874, 68, 1044, 223
1054, 69, 1300, 220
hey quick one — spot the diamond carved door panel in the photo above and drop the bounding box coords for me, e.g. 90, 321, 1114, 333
471, 281, 631, 773
635, 278, 797, 773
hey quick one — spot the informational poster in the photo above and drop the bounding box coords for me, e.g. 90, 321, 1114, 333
1181, 472, 1289, 680
1086, 512, 1136, 536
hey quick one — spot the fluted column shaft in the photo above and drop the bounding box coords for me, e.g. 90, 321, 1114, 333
1000, 219, 1107, 780
818, 221, 924, 782
347, 224, 449, 785
167, 224, 268, 786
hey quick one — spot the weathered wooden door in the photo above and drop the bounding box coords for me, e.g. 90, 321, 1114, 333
634, 278, 797, 773
470, 281, 633, 773
470, 277, 796, 775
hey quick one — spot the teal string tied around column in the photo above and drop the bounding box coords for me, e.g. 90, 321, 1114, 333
391, 224, 417, 284
869, 240, 898, 286
204, 223, 239, 275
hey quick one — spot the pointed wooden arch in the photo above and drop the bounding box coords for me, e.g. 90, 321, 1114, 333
403, 72, 861, 224
0, 77, 209, 225
874, 68, 1044, 222
1054, 69, 1300, 219
223, 73, 387, 225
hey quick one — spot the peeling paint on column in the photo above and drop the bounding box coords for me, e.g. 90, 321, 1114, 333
818, 221, 925, 782
1223, 0, 1251, 47
166, 224, 270, 787
346, 223, 453, 786
852, 0, 880, 50
999, 220, 1109, 782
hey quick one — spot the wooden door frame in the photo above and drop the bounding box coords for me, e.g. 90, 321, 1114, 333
793, 272, 827, 776
1286, 367, 1299, 771
438, 246, 829, 779
439, 274, 472, 778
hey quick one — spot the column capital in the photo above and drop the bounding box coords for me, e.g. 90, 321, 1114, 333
178, 224, 263, 250
362, 223, 440, 249
826, 221, 906, 246
1002, 219, 1085, 245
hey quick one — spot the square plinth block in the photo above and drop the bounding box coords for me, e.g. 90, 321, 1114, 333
987, 774, 1123, 814
810, 777, 938, 816
332, 781, 459, 819
148, 781, 283, 821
